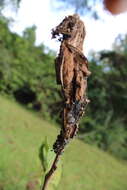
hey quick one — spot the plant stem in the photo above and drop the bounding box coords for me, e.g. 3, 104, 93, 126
41, 149, 63, 190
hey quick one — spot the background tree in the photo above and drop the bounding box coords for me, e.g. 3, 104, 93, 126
54, 0, 102, 18
0, 0, 21, 13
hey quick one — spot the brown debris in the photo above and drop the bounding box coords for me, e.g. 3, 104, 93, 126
52, 14, 91, 153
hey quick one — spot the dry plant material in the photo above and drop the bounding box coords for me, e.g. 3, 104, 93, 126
42, 14, 91, 190
52, 14, 91, 153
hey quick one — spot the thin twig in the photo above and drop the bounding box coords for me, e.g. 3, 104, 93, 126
41, 149, 63, 190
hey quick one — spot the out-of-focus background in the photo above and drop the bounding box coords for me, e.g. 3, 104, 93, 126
0, 0, 127, 190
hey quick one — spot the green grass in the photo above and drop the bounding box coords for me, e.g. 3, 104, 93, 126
0, 95, 127, 190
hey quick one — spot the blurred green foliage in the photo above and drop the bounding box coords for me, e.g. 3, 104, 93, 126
80, 46, 127, 160
0, 17, 62, 122
0, 16, 127, 161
